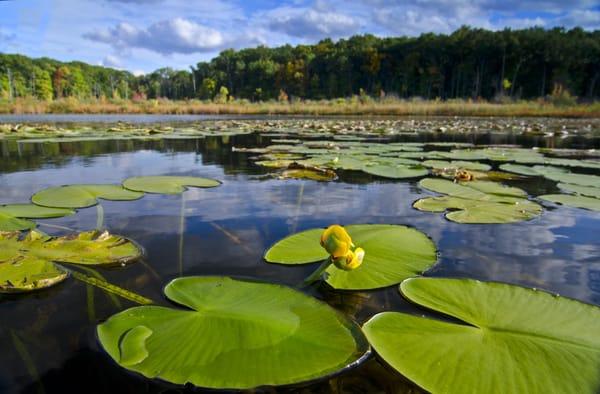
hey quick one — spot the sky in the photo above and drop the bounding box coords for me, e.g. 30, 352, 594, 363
0, 0, 599, 74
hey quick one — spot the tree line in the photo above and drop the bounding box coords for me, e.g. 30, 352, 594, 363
1, 26, 599, 102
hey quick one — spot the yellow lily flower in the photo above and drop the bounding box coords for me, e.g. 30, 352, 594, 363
320, 225, 353, 258
333, 247, 365, 271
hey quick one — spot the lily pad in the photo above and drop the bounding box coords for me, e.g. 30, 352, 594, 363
539, 194, 600, 212
0, 230, 142, 293
32, 185, 143, 208
414, 178, 542, 223
281, 168, 338, 182
97, 276, 369, 389
0, 213, 36, 231
362, 163, 428, 179
363, 277, 600, 394
557, 183, 600, 198
123, 176, 221, 194
422, 160, 491, 171
0, 204, 75, 231
265, 225, 437, 290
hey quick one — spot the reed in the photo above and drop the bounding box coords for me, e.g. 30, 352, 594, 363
1, 97, 599, 118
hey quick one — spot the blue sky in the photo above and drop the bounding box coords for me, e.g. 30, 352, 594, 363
1, 0, 599, 74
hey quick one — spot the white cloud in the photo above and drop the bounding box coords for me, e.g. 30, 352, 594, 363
101, 54, 122, 68
84, 18, 225, 55
261, 6, 362, 39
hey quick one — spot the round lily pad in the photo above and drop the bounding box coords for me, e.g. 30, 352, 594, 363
123, 176, 221, 194
97, 276, 369, 389
362, 163, 428, 179
363, 277, 600, 394
539, 194, 600, 212
265, 225, 437, 290
414, 178, 542, 224
557, 183, 600, 198
498, 163, 541, 176
32, 185, 144, 208
423, 160, 491, 171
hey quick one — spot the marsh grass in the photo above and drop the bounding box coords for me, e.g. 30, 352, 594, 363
1, 97, 599, 117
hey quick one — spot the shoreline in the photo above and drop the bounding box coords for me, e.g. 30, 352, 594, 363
1, 98, 599, 118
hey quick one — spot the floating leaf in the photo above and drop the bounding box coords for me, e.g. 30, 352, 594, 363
0, 230, 143, 293
414, 178, 542, 223
0, 213, 36, 231
32, 185, 143, 208
557, 183, 600, 198
539, 194, 600, 212
422, 160, 491, 171
498, 163, 542, 176
265, 225, 437, 290
123, 176, 221, 194
281, 168, 337, 182
363, 277, 600, 394
362, 163, 428, 179
97, 276, 369, 389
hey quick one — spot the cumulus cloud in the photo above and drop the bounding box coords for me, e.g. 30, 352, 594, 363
84, 18, 225, 55
101, 54, 122, 68
262, 6, 362, 39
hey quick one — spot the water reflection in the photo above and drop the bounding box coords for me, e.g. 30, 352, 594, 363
0, 133, 599, 393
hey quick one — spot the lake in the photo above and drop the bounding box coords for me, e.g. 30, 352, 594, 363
1, 116, 599, 393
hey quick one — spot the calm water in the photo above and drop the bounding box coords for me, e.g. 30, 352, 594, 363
1, 122, 599, 393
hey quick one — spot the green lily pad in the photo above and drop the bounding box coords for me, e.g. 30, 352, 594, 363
414, 178, 542, 223
32, 185, 143, 208
97, 276, 369, 389
362, 163, 428, 179
557, 183, 600, 198
281, 168, 338, 182
0, 213, 36, 231
544, 171, 600, 187
422, 160, 491, 171
498, 163, 542, 176
0, 204, 75, 231
123, 176, 221, 194
0, 204, 75, 218
265, 225, 437, 290
363, 277, 600, 394
0, 230, 142, 293
539, 194, 600, 212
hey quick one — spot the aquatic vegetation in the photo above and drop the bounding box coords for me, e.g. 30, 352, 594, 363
414, 178, 542, 223
422, 160, 491, 171
122, 175, 221, 194
539, 194, 600, 212
0, 230, 143, 293
361, 161, 428, 179
97, 276, 369, 389
0, 204, 74, 231
363, 277, 600, 394
265, 224, 437, 290
32, 184, 143, 208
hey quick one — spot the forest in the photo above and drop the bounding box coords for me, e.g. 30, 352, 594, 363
1, 26, 599, 102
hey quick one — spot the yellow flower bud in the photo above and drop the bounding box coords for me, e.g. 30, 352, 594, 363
320, 225, 353, 258
333, 247, 365, 271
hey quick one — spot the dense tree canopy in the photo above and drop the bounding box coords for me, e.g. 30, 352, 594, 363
1, 27, 599, 101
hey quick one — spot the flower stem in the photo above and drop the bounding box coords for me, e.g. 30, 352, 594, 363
303, 258, 333, 285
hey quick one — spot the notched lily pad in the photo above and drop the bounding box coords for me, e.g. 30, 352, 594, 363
97, 276, 369, 389
265, 224, 437, 290
32, 184, 143, 208
414, 178, 542, 223
363, 277, 600, 394
539, 194, 600, 212
123, 176, 221, 194
0, 230, 143, 293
